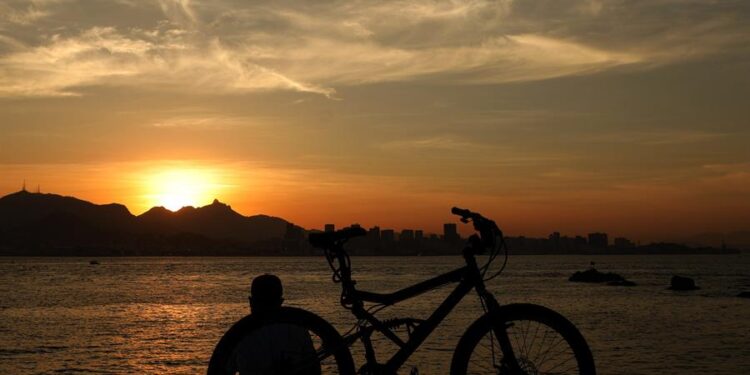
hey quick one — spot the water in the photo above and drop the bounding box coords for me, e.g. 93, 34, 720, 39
1, 255, 748, 374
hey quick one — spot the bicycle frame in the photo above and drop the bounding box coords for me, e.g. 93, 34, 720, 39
329, 245, 515, 373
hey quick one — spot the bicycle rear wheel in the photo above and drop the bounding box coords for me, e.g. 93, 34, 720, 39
451, 303, 595, 375
207, 306, 355, 375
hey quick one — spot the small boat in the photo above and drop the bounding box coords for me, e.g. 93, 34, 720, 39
89, 260, 100, 265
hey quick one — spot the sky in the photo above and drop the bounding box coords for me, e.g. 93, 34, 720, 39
1, 0, 749, 242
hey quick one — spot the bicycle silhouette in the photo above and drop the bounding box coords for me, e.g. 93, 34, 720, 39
208, 208, 595, 374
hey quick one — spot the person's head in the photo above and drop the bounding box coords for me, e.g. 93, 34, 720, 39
249, 274, 284, 314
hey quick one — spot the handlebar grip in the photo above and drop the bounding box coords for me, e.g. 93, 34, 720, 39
451, 207, 472, 217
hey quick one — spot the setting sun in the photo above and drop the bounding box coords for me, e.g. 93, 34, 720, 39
143, 168, 220, 211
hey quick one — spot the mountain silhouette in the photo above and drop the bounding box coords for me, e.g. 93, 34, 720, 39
137, 199, 291, 243
0, 190, 302, 255
0, 190, 135, 231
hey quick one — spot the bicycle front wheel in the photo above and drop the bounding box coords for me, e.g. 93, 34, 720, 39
207, 306, 355, 375
451, 303, 595, 375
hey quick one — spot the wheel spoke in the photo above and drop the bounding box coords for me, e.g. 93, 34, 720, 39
527, 319, 542, 359
532, 325, 553, 364
459, 305, 593, 375
535, 335, 566, 368
541, 355, 577, 374
516, 320, 531, 357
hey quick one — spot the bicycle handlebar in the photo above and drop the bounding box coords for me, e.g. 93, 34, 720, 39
308, 208, 502, 256
451, 207, 471, 216
452, 206, 503, 254
451, 206, 480, 221
452, 207, 499, 231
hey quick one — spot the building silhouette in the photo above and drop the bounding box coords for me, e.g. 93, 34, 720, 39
588, 232, 608, 248
381, 229, 395, 244
443, 223, 459, 243
367, 226, 380, 241
614, 237, 635, 249
399, 229, 415, 242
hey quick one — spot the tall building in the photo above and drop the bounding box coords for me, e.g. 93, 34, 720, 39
381, 229, 395, 244
614, 237, 635, 249
588, 232, 608, 248
574, 236, 587, 246
549, 231, 561, 251
367, 226, 381, 241
400, 229, 415, 242
444, 223, 459, 243
324, 224, 335, 233
346, 224, 364, 255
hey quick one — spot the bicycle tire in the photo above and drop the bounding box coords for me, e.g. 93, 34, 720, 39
451, 303, 595, 375
207, 306, 355, 375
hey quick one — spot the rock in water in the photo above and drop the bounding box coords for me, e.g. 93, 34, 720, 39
669, 275, 699, 290
570, 269, 625, 283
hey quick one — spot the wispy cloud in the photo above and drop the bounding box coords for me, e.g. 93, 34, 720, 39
574, 129, 729, 145
0, 26, 335, 97
0, 0, 747, 98
380, 135, 485, 151
150, 114, 253, 129
0, 2, 48, 25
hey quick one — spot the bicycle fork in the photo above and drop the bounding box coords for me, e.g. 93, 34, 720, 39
466, 250, 524, 375
480, 291, 524, 374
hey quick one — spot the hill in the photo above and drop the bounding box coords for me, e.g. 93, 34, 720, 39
0, 190, 303, 256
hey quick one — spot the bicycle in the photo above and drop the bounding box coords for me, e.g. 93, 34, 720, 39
208, 207, 596, 374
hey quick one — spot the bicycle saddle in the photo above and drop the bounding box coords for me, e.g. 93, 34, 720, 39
309, 226, 367, 248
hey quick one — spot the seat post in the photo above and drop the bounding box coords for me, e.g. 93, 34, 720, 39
462, 243, 492, 301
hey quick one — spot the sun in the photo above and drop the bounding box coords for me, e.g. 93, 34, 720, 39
144, 168, 219, 211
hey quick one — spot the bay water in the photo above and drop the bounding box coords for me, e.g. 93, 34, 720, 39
1, 255, 748, 374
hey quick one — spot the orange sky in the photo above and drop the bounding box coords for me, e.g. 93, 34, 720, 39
1, 1, 749, 242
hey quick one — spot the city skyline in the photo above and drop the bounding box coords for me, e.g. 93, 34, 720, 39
3, 186, 739, 247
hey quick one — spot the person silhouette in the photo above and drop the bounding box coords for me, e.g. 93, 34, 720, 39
248, 273, 285, 317
228, 274, 320, 375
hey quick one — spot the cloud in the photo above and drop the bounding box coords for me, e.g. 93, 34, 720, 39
0, 3, 48, 25
150, 114, 253, 129
256, 33, 639, 87
380, 135, 484, 151
573, 129, 730, 146
0, 0, 747, 98
0, 26, 334, 97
